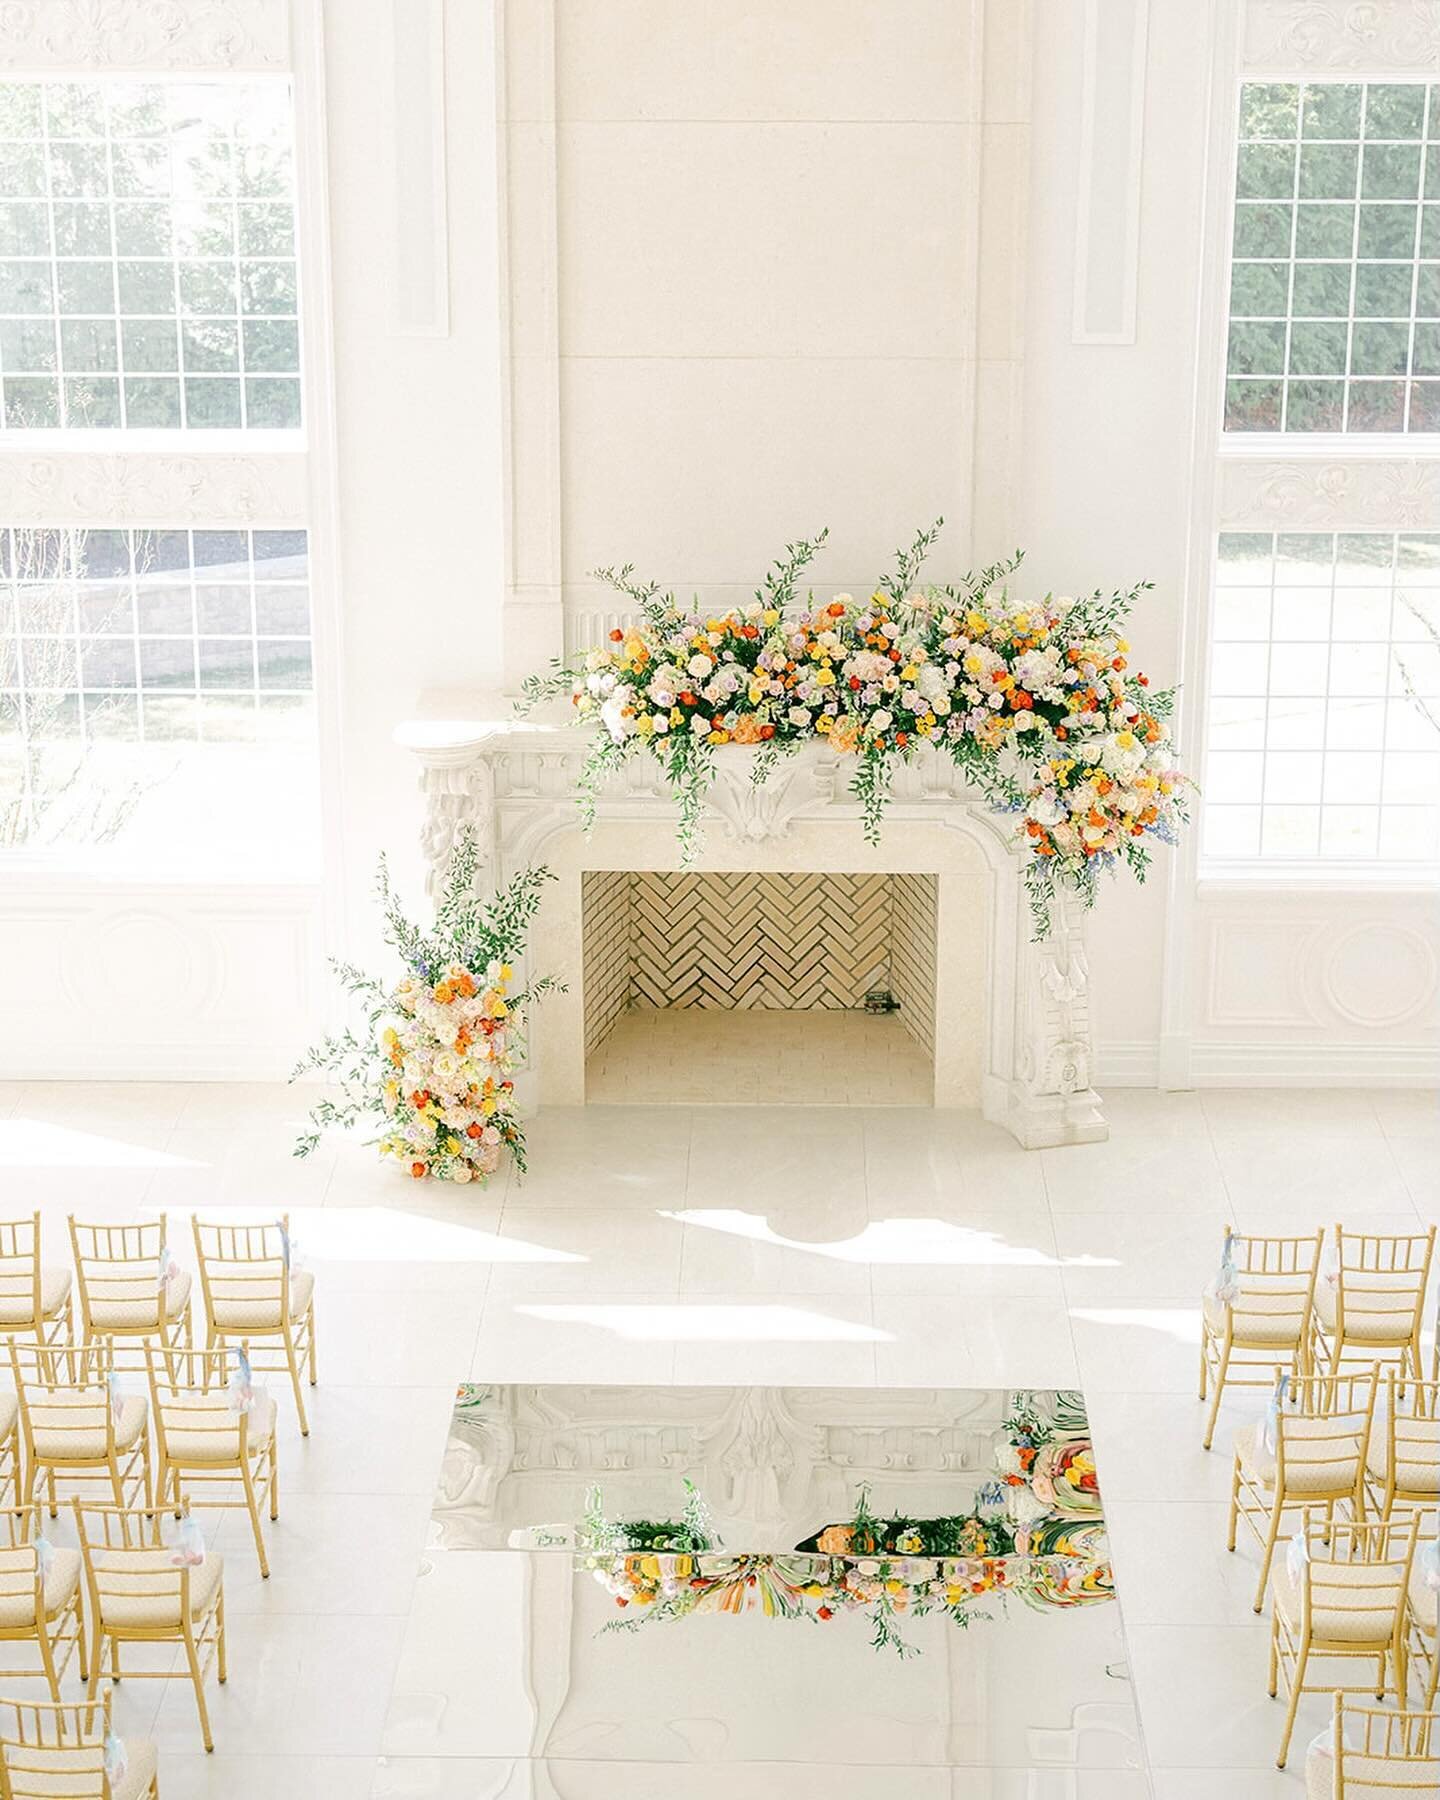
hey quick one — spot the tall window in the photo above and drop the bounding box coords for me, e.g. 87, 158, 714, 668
0, 74, 316, 874
1225, 80, 1440, 435
1204, 76, 1440, 873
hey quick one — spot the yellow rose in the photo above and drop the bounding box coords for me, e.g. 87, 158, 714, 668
814, 668, 835, 687
762, 609, 780, 626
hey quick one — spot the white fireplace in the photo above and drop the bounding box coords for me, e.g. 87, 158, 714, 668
398, 719, 1107, 1147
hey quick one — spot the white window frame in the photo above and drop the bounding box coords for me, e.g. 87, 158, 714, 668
0, 0, 343, 892
1182, 0, 1440, 892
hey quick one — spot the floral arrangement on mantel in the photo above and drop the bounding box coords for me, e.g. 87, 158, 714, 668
292, 831, 561, 1184
518, 522, 1188, 934
584, 1544, 1112, 1658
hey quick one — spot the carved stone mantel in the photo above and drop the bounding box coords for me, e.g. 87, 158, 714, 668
396, 712, 1108, 1149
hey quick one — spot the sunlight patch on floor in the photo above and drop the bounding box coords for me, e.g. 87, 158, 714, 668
666, 1206, 1119, 1268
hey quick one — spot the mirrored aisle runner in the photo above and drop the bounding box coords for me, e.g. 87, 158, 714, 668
375, 1384, 1150, 1797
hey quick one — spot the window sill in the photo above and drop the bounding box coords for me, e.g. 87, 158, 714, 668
1216, 434, 1440, 459
0, 430, 307, 455
1198, 860, 1440, 895
0, 853, 321, 891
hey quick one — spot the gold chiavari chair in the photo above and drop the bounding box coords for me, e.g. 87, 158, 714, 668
0, 1502, 85, 1700
1200, 1225, 1323, 1450
1229, 1365, 1378, 1613
1312, 1226, 1436, 1384
1365, 1372, 1440, 1524
68, 1215, 192, 1373
1269, 1513, 1419, 1768
9, 1343, 151, 1518
73, 1498, 225, 1754
192, 1215, 316, 1436
0, 1691, 158, 1800
1305, 1694, 1440, 1798
147, 1343, 278, 1578
0, 1216, 72, 1356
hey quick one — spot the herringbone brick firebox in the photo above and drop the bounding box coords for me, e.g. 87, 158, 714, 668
581, 871, 937, 1059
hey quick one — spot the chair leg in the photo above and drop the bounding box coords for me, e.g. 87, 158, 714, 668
307, 1308, 317, 1386
183, 1622, 214, 1752
36, 1618, 61, 1702
1198, 1325, 1209, 1401
1203, 1341, 1230, 1451
217, 1592, 227, 1685
76, 1597, 88, 1686
1254, 1494, 1284, 1614
268, 1444, 279, 1522
1276, 1640, 1309, 1767
1227, 1458, 1242, 1552
282, 1325, 309, 1436
240, 1460, 270, 1578
1267, 1612, 1279, 1696
86, 1635, 102, 1699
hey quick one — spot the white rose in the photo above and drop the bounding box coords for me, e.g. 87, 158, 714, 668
450, 1164, 472, 1183
870, 709, 893, 733
599, 684, 636, 745
690, 713, 711, 735
652, 713, 670, 733
687, 653, 714, 677
788, 705, 811, 727
1027, 791, 1066, 828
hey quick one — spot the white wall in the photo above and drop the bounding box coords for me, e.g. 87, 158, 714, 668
3, 0, 1433, 1088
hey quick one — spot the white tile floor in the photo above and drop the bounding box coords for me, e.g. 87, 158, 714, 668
0, 1080, 1436, 1796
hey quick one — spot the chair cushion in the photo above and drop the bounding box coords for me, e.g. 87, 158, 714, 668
1273, 1557, 1408, 1646
208, 1266, 314, 1332
84, 1269, 191, 1331
0, 1734, 158, 1800
0, 1390, 17, 1442
29, 1393, 147, 1462
0, 1267, 71, 1327
161, 1390, 276, 1464
0, 1547, 80, 1628
93, 1549, 223, 1630
1202, 1288, 1307, 1346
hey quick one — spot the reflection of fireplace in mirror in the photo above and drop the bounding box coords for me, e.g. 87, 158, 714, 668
581, 871, 938, 1104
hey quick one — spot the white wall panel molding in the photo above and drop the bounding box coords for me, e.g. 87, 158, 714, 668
1217, 456, 1440, 530
0, 877, 321, 1080
0, 451, 308, 526
1242, 0, 1440, 72
1320, 923, 1439, 1029
1204, 918, 1325, 1028
1196, 898, 1439, 1057
0, 0, 290, 70
496, 0, 564, 692
386, 0, 450, 336
1071, 0, 1150, 345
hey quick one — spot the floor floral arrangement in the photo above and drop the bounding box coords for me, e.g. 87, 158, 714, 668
519, 522, 1188, 932
292, 829, 561, 1183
